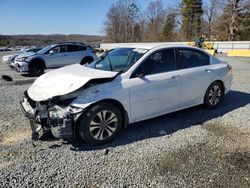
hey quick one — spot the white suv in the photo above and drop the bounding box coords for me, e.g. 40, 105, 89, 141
11, 42, 97, 76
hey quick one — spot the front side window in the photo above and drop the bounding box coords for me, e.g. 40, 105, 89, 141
178, 48, 210, 69
134, 49, 176, 76
50, 45, 66, 53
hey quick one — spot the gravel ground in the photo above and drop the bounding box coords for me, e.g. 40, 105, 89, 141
0, 52, 250, 188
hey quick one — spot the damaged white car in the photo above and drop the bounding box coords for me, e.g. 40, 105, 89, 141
21, 45, 233, 145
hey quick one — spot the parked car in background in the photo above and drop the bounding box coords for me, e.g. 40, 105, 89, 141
11, 42, 97, 76
21, 45, 232, 145
0, 47, 12, 52
2, 47, 42, 65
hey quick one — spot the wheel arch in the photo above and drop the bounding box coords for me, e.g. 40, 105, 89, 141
211, 80, 225, 94
76, 98, 129, 129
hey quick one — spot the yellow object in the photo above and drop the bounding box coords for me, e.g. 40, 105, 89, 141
185, 41, 215, 55
227, 50, 250, 57
205, 49, 216, 56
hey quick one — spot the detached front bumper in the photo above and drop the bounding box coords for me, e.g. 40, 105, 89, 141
20, 96, 75, 140
10, 61, 29, 72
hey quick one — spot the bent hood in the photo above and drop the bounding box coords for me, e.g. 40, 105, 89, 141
17, 52, 36, 58
27, 64, 118, 101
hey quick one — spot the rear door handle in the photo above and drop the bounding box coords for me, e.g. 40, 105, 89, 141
205, 68, 212, 72
171, 75, 181, 79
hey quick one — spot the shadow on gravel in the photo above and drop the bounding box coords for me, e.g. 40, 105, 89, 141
69, 90, 250, 151
21, 73, 37, 78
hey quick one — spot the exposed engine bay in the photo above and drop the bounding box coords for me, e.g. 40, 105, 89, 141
21, 77, 116, 140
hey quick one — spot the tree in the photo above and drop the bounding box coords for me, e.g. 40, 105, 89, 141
204, 0, 220, 40
144, 0, 166, 41
104, 0, 141, 42
180, 0, 203, 41
162, 13, 176, 41
213, 0, 247, 41
238, 1, 250, 40
228, 0, 241, 40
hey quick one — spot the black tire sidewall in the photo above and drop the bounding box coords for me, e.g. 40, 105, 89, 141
78, 102, 123, 145
29, 63, 44, 76
204, 82, 223, 109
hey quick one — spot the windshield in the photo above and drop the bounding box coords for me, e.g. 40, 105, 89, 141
37, 45, 55, 54
88, 47, 148, 72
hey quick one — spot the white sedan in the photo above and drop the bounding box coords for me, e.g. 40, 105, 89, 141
21, 45, 233, 145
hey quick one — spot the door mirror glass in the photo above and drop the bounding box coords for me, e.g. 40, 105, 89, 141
49, 50, 54, 55
135, 72, 145, 79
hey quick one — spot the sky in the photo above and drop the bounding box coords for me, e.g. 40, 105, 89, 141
0, 0, 176, 36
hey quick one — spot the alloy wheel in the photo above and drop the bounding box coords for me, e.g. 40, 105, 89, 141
89, 110, 118, 140
208, 84, 222, 106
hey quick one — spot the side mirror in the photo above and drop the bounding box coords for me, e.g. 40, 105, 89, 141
95, 63, 103, 68
49, 50, 54, 55
135, 72, 145, 79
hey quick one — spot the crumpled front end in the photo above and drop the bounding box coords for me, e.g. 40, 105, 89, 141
10, 61, 29, 72
20, 91, 83, 140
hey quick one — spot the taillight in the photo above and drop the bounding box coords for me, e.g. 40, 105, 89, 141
227, 64, 232, 75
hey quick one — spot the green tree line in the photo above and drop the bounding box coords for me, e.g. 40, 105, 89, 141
104, 0, 250, 42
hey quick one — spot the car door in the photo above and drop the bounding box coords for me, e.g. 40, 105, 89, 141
43, 45, 67, 68
128, 48, 181, 122
177, 48, 212, 108
66, 45, 86, 65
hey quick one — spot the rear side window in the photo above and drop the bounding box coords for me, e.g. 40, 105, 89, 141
67, 45, 81, 52
178, 48, 210, 69
80, 45, 87, 51
135, 49, 176, 76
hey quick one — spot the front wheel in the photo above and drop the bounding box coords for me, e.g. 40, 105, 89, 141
29, 63, 44, 76
78, 102, 123, 145
204, 82, 224, 108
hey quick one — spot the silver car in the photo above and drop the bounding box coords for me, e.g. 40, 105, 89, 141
11, 42, 97, 76
2, 47, 42, 65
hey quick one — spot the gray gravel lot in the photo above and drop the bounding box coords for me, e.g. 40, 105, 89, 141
0, 51, 250, 187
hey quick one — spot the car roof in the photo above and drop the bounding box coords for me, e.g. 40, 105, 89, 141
117, 44, 203, 51
56, 41, 86, 46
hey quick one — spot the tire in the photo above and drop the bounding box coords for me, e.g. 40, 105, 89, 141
78, 102, 123, 145
204, 82, 224, 109
80, 56, 94, 65
29, 63, 44, 76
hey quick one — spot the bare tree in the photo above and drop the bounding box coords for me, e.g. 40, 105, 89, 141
228, 0, 241, 40
204, 0, 220, 40
104, 0, 141, 42
144, 0, 166, 41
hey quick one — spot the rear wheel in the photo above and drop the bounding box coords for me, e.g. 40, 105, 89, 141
29, 63, 44, 76
204, 82, 224, 108
78, 102, 123, 145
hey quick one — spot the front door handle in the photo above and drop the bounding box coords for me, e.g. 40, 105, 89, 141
205, 68, 212, 72
171, 75, 181, 80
